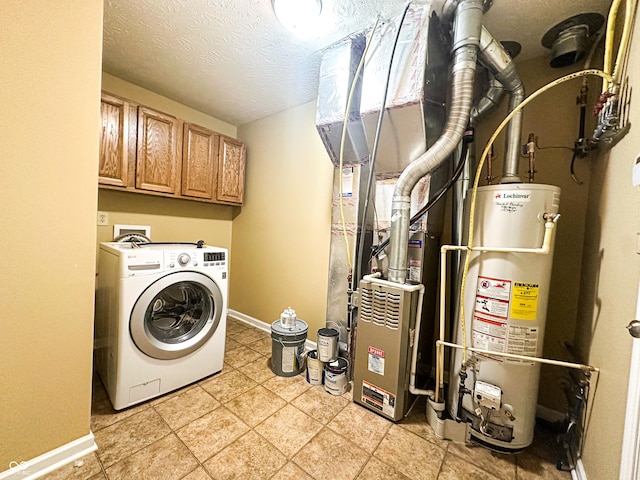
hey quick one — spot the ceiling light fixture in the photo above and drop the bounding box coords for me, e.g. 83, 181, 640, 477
272, 0, 322, 36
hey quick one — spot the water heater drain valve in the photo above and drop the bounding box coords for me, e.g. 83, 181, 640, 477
474, 380, 502, 410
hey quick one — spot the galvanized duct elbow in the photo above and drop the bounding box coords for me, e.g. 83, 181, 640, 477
387, 0, 483, 284
478, 26, 525, 183
470, 73, 506, 125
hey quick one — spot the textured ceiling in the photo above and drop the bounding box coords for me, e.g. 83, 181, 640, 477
103, 0, 612, 126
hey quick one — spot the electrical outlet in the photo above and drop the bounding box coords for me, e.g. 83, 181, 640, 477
633, 154, 640, 187
97, 211, 109, 226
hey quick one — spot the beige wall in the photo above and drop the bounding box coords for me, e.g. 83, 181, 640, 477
0, 0, 103, 469
96, 76, 238, 262
233, 101, 334, 333
97, 190, 235, 251
1, 3, 633, 474
576, 19, 640, 480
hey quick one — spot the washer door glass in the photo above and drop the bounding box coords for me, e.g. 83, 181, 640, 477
130, 271, 223, 360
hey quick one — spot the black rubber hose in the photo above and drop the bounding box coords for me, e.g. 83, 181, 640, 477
352, 2, 412, 292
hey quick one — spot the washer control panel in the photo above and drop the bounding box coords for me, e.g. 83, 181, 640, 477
177, 253, 191, 266
203, 252, 226, 264
166, 249, 226, 270
110, 242, 227, 276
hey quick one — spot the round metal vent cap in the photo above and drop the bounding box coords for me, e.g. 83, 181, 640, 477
541, 13, 604, 68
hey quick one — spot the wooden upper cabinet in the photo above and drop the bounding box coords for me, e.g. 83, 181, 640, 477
99, 94, 129, 187
182, 123, 218, 200
98, 91, 246, 205
216, 136, 246, 204
136, 107, 181, 194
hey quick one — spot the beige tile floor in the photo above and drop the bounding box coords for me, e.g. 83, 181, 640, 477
44, 318, 571, 480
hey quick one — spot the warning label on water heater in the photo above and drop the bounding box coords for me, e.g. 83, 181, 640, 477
473, 276, 511, 362
472, 314, 507, 362
510, 282, 540, 320
472, 276, 541, 363
475, 276, 511, 317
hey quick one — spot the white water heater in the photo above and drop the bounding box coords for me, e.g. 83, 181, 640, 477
448, 183, 561, 452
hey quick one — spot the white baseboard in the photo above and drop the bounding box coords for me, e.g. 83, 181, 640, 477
571, 458, 587, 480
227, 309, 271, 332
0, 432, 97, 480
228, 309, 317, 350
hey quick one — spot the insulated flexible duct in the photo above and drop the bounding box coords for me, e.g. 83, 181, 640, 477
388, 0, 483, 284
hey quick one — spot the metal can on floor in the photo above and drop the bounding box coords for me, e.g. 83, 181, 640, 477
317, 327, 339, 362
324, 357, 348, 395
305, 350, 324, 385
270, 318, 308, 377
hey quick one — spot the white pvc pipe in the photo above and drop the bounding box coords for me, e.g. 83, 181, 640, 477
408, 284, 432, 396
434, 216, 562, 403
477, 218, 558, 254
436, 247, 448, 403
619, 278, 640, 480
438, 340, 598, 372
360, 274, 432, 397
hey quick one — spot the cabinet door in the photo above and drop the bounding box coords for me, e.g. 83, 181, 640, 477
136, 107, 181, 194
182, 123, 218, 200
216, 136, 246, 204
99, 94, 129, 187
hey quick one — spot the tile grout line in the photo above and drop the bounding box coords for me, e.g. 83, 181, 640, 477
117, 403, 178, 471
85, 318, 571, 480
93, 449, 109, 480
130, 397, 231, 472
93, 319, 347, 478
163, 392, 248, 479
173, 347, 294, 477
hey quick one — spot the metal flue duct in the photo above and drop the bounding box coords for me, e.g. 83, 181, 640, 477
388, 0, 484, 284
478, 26, 525, 183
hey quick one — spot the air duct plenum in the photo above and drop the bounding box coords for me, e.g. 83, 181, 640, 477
316, 34, 368, 166
315, 4, 446, 170
359, 3, 448, 174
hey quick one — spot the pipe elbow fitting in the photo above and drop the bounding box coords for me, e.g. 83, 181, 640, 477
495, 62, 524, 99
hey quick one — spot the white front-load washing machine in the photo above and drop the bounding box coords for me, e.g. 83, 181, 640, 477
95, 241, 228, 410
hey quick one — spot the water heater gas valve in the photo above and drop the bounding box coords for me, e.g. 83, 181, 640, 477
474, 380, 502, 410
